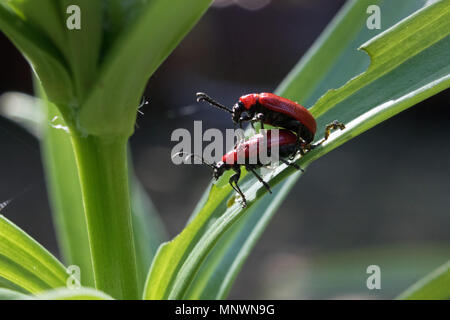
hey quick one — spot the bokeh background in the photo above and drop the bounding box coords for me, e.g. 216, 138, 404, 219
0, 0, 449, 299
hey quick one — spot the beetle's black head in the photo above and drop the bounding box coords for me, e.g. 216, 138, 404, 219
232, 102, 244, 124
213, 161, 227, 180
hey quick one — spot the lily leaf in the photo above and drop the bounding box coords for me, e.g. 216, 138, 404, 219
0, 215, 67, 293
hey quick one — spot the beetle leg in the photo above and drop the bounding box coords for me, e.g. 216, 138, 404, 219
295, 137, 306, 156
250, 113, 265, 130
280, 158, 304, 172
324, 120, 346, 140
256, 113, 265, 129
314, 120, 345, 147
247, 166, 272, 193
229, 168, 247, 208
298, 146, 306, 156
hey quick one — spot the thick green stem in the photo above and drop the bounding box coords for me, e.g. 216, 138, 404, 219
71, 133, 138, 299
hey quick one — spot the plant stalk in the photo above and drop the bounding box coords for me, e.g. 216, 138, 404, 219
71, 133, 138, 299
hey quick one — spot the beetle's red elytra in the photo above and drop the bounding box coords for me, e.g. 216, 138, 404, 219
239, 93, 317, 135
221, 129, 298, 164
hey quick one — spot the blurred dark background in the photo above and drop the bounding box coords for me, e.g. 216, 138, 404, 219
0, 0, 449, 299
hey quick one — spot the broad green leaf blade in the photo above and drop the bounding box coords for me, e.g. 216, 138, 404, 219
397, 260, 450, 300
79, 0, 212, 136
36, 287, 114, 300
144, 0, 450, 300
0, 288, 31, 300
280, 0, 432, 106
0, 276, 28, 293
310, 0, 450, 118
278, 0, 376, 104
0, 215, 67, 293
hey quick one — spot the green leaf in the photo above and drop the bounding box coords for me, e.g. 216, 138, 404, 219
398, 260, 450, 300
36, 287, 114, 300
0, 215, 67, 293
0, 276, 28, 293
310, 0, 450, 118
144, 0, 450, 300
78, 0, 212, 136
0, 288, 31, 300
185, 176, 300, 299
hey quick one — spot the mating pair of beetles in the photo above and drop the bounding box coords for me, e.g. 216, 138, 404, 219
183, 92, 345, 208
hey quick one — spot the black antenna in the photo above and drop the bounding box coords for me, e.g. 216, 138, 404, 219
172, 152, 216, 168
196, 92, 233, 114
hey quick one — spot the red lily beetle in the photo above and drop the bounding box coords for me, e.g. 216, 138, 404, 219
196, 92, 345, 150
197, 92, 319, 143
177, 129, 302, 208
